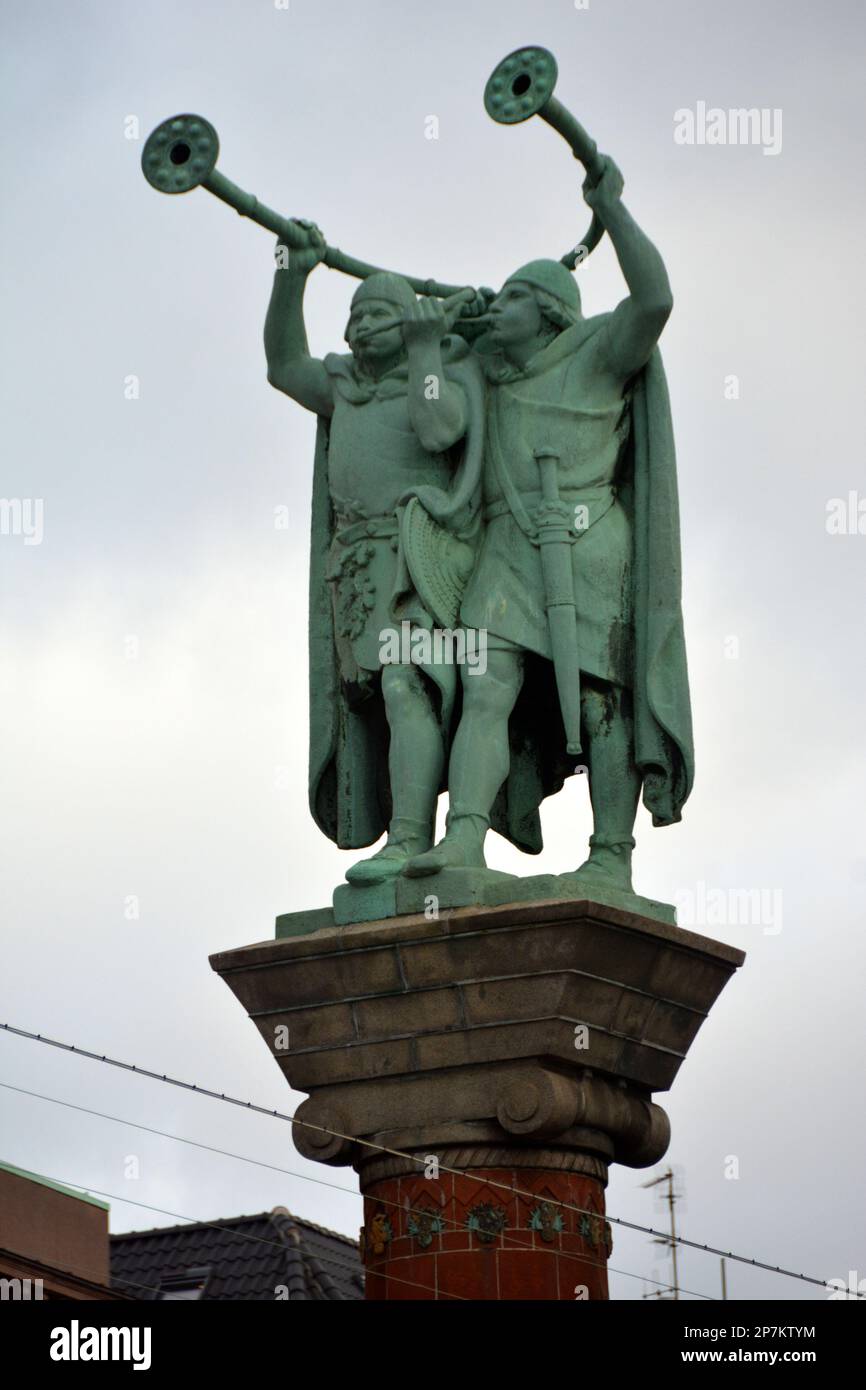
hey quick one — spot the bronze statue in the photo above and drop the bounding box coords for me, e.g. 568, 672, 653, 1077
142, 46, 693, 914
407, 159, 693, 895
264, 238, 486, 885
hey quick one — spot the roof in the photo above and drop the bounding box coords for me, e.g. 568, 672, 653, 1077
0, 1161, 110, 1211
0, 1246, 132, 1300
110, 1207, 364, 1301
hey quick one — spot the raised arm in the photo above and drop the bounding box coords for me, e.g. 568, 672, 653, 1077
403, 297, 468, 454
264, 222, 334, 417
586, 158, 673, 382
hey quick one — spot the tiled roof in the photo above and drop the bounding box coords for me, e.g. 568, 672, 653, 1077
110, 1207, 364, 1301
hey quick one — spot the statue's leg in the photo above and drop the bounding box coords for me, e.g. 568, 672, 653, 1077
573, 678, 642, 893
405, 647, 524, 876
345, 662, 443, 885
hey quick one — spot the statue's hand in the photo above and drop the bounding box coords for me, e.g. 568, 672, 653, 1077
402, 295, 448, 348
456, 287, 495, 321
276, 219, 327, 274
583, 156, 624, 213
448, 286, 495, 344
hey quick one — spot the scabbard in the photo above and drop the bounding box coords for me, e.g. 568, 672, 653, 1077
538, 536, 583, 756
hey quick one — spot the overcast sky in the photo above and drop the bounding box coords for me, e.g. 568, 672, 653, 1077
1, 0, 864, 1301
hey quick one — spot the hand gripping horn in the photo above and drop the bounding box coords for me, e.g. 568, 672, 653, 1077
140, 114, 469, 299
484, 45, 607, 266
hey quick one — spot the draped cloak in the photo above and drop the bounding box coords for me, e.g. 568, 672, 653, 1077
470, 314, 694, 853
307, 316, 694, 855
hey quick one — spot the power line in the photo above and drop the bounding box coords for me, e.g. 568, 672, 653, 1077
2, 1154, 458, 1300
0, 1020, 835, 1295
1, 1079, 716, 1300
2, 1019, 855, 1298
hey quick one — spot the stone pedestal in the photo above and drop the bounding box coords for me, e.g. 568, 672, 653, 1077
210, 896, 744, 1301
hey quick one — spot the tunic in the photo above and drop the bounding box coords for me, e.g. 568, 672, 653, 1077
323, 358, 453, 682
460, 332, 633, 685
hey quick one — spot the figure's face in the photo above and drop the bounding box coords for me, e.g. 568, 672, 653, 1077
486, 281, 543, 352
346, 299, 404, 363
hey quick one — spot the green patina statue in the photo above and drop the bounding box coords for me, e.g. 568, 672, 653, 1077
264, 148, 692, 904
406, 160, 694, 894
143, 45, 693, 919
265, 239, 488, 884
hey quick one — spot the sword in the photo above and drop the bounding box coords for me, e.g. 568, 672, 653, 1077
534, 449, 583, 756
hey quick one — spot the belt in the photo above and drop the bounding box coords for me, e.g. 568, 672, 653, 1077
482, 484, 616, 527
333, 515, 399, 547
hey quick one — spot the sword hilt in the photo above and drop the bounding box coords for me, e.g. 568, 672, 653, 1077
536, 449, 561, 504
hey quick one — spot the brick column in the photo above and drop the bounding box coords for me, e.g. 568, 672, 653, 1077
360, 1158, 610, 1301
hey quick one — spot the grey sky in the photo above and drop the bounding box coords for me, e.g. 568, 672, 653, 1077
1, 0, 864, 1300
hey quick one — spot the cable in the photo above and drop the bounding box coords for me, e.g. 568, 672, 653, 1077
1, 1078, 716, 1301
4, 1177, 459, 1301
0, 1021, 838, 1296
2, 1020, 856, 1298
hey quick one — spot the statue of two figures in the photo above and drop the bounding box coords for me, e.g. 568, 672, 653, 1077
265, 157, 694, 914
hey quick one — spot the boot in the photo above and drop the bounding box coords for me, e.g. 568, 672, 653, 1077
404, 812, 488, 877
573, 832, 635, 894
346, 817, 433, 886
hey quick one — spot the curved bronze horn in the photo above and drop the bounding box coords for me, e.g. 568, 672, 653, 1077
141, 114, 469, 299
141, 52, 604, 303
484, 46, 606, 266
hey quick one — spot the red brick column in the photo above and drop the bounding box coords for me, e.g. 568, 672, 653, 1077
360, 1164, 611, 1301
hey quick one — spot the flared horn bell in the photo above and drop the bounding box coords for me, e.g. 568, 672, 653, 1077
141, 114, 219, 195
484, 46, 558, 124
484, 44, 606, 265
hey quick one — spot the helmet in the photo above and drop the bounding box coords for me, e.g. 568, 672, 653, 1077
350, 272, 417, 313
503, 258, 580, 320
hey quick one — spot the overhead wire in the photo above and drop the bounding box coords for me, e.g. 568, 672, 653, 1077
2, 1020, 856, 1298
1, 1077, 714, 1300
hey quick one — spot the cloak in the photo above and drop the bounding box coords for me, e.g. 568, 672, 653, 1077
308, 339, 486, 849
480, 315, 695, 852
